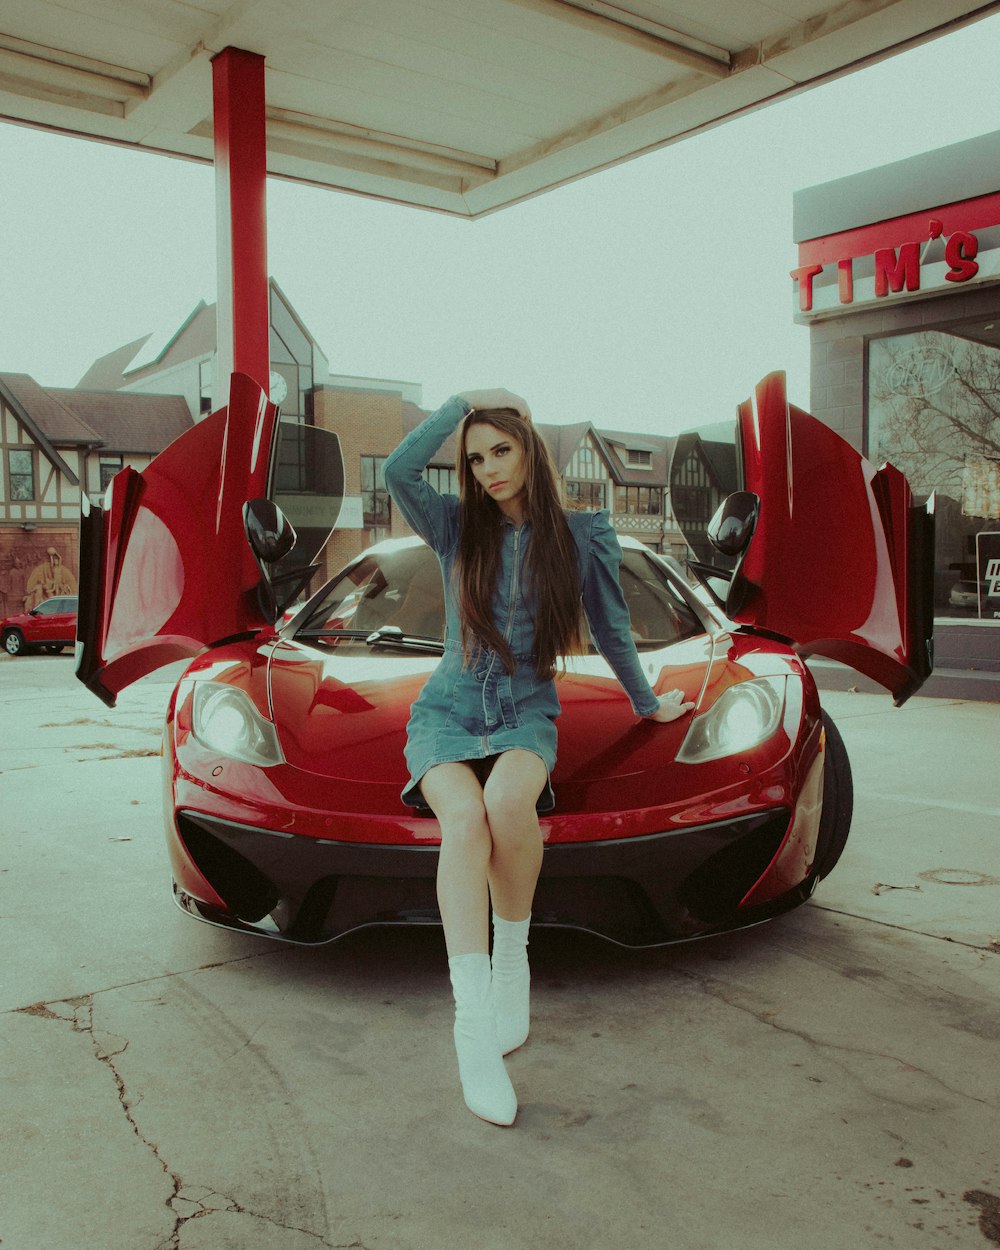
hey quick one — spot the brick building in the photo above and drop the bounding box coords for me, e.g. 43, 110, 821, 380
3, 281, 732, 608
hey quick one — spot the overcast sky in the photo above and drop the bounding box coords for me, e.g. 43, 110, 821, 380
1, 12, 999, 435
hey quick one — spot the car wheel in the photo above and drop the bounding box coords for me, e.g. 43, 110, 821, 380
812, 710, 854, 880
3, 630, 25, 657
42, 645, 65, 654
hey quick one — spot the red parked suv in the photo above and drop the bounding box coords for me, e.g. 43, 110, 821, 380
2, 596, 78, 656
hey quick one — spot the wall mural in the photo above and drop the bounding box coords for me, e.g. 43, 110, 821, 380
0, 532, 79, 617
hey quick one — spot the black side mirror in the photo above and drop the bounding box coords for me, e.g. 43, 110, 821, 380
708, 491, 760, 558
244, 498, 296, 564
243, 499, 316, 624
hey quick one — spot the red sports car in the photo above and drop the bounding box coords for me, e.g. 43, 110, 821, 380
75, 373, 933, 947
2, 595, 78, 656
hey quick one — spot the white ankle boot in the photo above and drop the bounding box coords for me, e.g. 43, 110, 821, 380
448, 953, 517, 1125
491, 914, 531, 1056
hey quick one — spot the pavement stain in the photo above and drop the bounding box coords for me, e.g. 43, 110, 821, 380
964, 1190, 1000, 1245
69, 743, 161, 759
42, 716, 162, 737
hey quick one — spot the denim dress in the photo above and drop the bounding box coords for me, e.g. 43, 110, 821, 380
382, 395, 661, 813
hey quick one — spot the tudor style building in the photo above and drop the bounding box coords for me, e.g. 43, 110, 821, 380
0, 374, 191, 618
2, 281, 731, 609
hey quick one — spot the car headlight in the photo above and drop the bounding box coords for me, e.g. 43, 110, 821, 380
191, 684, 284, 767
677, 676, 786, 764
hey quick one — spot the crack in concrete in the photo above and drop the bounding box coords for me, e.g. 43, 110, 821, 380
4, 947, 284, 1021
808, 901, 998, 955
14, 993, 347, 1250
680, 972, 996, 1111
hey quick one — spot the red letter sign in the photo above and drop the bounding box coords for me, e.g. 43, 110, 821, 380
944, 231, 979, 283
874, 242, 920, 297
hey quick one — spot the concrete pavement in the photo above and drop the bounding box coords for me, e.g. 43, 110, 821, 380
1, 654, 998, 1250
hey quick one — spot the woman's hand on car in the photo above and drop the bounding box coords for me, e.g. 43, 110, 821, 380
646, 689, 696, 722
457, 389, 531, 422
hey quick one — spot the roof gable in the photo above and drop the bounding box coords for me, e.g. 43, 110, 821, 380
50, 389, 194, 454
0, 374, 84, 483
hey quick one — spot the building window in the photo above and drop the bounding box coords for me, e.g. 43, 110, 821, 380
868, 325, 1000, 621
614, 485, 662, 515
424, 465, 457, 495
565, 480, 605, 509
199, 358, 213, 414
361, 455, 391, 527
625, 448, 652, 468
99, 455, 123, 491
8, 449, 35, 500
671, 451, 715, 536
566, 437, 607, 482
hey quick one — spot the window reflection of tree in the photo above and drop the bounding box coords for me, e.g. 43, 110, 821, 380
869, 331, 1000, 498
869, 329, 1000, 611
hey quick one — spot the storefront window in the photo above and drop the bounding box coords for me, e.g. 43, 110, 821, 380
868, 327, 1000, 621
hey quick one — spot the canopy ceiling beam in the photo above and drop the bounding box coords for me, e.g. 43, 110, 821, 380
508, 0, 731, 77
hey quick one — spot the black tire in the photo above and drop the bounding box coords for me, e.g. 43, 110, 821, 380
3, 630, 25, 657
812, 710, 854, 880
42, 645, 65, 654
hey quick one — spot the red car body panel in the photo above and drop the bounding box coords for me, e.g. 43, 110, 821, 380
730, 372, 933, 704
164, 632, 820, 851
76, 373, 279, 706
162, 631, 827, 932
75, 369, 931, 947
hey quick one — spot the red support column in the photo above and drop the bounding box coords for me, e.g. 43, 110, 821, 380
212, 47, 270, 403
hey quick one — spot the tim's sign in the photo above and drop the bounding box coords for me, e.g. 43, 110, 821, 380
791, 220, 998, 319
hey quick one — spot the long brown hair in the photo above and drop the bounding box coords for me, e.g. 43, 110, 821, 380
455, 408, 584, 678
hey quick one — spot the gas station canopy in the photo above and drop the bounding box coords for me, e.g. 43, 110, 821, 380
1, 0, 997, 217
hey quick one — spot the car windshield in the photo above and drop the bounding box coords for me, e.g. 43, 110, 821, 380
293, 543, 703, 654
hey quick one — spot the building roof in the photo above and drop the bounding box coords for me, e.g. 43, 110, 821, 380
76, 334, 154, 391
50, 389, 193, 454
599, 426, 675, 484
0, 372, 100, 443
77, 279, 328, 391
78, 303, 216, 390
0, 370, 193, 476
794, 128, 1000, 242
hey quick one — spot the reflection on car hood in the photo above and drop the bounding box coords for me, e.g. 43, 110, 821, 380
266, 635, 750, 811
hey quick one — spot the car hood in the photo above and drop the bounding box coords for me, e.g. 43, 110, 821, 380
267, 636, 720, 812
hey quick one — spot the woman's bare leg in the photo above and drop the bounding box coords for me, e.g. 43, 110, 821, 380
483, 749, 547, 921
482, 749, 546, 1056
419, 761, 492, 955
419, 761, 517, 1124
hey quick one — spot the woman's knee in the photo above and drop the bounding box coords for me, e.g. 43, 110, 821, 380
483, 779, 540, 838
438, 795, 490, 842
422, 775, 490, 847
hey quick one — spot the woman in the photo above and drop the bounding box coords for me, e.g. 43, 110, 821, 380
382, 389, 693, 1126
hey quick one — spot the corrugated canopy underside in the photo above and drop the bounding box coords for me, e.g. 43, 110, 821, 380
1, 0, 996, 216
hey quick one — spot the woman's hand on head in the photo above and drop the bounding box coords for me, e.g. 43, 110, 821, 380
457, 389, 531, 422
646, 689, 696, 723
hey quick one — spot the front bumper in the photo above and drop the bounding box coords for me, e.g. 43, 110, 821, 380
172, 804, 806, 948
